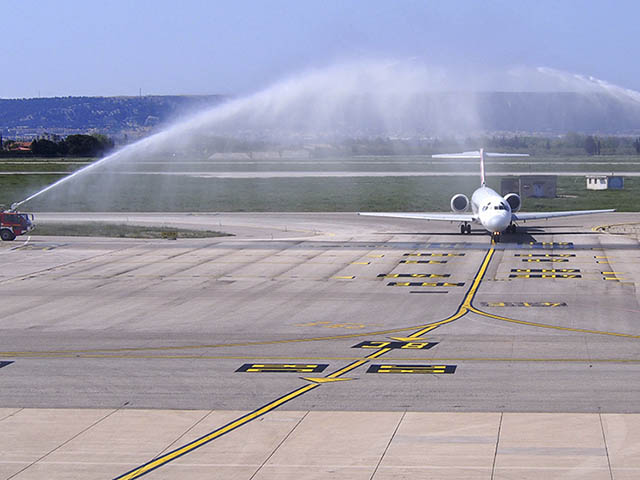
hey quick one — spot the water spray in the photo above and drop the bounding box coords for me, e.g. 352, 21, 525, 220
10, 61, 640, 212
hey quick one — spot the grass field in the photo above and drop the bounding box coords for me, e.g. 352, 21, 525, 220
0, 174, 633, 213
0, 156, 637, 213
30, 222, 231, 239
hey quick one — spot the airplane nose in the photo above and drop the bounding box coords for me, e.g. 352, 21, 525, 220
486, 213, 511, 232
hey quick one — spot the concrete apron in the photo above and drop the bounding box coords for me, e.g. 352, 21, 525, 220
1, 409, 638, 480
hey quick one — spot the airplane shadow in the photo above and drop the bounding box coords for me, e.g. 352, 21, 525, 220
381, 226, 601, 240
499, 230, 537, 244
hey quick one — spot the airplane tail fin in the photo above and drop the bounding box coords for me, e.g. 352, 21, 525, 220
432, 149, 529, 186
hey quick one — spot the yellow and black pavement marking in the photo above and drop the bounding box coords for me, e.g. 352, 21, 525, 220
235, 363, 328, 373
511, 268, 580, 273
111, 251, 498, 479
509, 274, 581, 278
400, 259, 448, 264
351, 261, 370, 265
332, 275, 355, 279
515, 253, 575, 257
367, 364, 457, 374
403, 252, 465, 257
352, 340, 438, 350
377, 273, 451, 278
602, 271, 626, 281
0, 361, 13, 369
522, 258, 570, 263
593, 254, 627, 281
528, 241, 574, 249
14, 244, 59, 251
388, 281, 465, 287
509, 267, 581, 278
480, 301, 567, 307
108, 244, 640, 479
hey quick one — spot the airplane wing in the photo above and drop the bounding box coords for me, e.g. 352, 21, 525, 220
358, 212, 475, 222
512, 209, 615, 221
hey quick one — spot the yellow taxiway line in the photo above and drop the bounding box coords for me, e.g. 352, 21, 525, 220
104, 243, 639, 478
111, 249, 496, 479
114, 383, 319, 480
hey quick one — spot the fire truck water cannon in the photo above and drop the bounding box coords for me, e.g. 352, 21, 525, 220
0, 209, 35, 241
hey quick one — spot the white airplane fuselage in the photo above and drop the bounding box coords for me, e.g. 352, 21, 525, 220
358, 148, 615, 241
471, 185, 512, 234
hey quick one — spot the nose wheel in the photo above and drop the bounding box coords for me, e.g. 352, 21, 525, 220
459, 223, 471, 235
491, 232, 501, 243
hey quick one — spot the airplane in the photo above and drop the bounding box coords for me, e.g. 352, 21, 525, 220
359, 149, 614, 242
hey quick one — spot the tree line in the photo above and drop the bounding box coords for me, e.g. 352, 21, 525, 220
2, 134, 114, 157
345, 133, 640, 156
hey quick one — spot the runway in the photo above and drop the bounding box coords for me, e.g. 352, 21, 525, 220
1, 212, 639, 479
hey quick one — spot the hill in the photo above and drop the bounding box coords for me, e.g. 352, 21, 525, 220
0, 95, 226, 140
2, 92, 640, 140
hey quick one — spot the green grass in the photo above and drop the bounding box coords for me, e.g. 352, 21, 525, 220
0, 153, 638, 212
4, 173, 634, 212
31, 222, 231, 239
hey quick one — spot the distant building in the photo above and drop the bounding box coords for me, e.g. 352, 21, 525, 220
500, 175, 557, 198
5, 141, 32, 152
586, 175, 624, 190
608, 176, 624, 189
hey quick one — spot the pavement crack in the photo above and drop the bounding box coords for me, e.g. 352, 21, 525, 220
490, 411, 504, 480
248, 410, 310, 480
152, 409, 216, 460
369, 410, 405, 480
5, 406, 121, 480
0, 407, 23, 423
599, 412, 614, 480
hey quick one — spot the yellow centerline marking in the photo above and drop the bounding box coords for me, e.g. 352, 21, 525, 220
0, 325, 442, 357
592, 222, 640, 234
107, 243, 639, 479
2, 352, 639, 363
468, 306, 640, 338
112, 250, 497, 478
114, 383, 319, 480
404, 248, 495, 339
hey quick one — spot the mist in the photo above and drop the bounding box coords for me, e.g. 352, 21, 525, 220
15, 59, 640, 211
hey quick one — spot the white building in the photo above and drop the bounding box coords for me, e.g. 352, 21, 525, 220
586, 175, 608, 190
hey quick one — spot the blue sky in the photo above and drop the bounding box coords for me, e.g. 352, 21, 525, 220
2, 0, 638, 98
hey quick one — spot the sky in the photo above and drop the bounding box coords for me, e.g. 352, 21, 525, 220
2, 0, 639, 98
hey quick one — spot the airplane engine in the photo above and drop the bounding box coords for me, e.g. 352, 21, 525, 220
504, 193, 521, 212
450, 193, 470, 212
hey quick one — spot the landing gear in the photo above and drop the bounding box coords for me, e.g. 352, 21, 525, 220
491, 232, 501, 243
459, 223, 471, 235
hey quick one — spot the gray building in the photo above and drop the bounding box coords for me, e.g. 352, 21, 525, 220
501, 175, 557, 198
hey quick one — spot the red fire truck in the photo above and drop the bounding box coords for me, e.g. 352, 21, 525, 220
0, 211, 34, 241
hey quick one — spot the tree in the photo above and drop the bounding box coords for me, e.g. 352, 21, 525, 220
90, 133, 114, 152
62, 134, 113, 156
31, 139, 59, 156
584, 135, 598, 155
